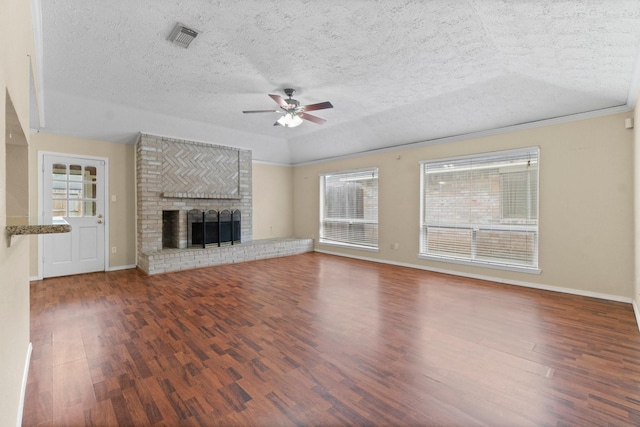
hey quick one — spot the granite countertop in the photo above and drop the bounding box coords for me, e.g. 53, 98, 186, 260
6, 216, 72, 237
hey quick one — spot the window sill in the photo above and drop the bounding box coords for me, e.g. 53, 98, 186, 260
417, 254, 541, 275
319, 240, 379, 253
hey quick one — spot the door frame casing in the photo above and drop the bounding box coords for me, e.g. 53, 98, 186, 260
37, 151, 110, 280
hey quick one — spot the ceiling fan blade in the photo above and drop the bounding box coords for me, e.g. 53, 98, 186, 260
299, 112, 327, 125
269, 94, 290, 109
302, 101, 333, 112
242, 109, 280, 113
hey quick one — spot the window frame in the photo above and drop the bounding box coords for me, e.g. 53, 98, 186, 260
419, 147, 540, 274
319, 167, 379, 252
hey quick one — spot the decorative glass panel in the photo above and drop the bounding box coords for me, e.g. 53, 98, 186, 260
68, 201, 82, 216
52, 200, 67, 217
85, 166, 97, 182
52, 163, 67, 180
52, 181, 67, 196
83, 201, 96, 216
84, 183, 96, 199
69, 181, 83, 198
50, 161, 101, 218
69, 165, 83, 181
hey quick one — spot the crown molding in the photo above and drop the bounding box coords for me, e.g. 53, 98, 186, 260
30, 0, 45, 128
293, 105, 632, 167
252, 159, 293, 167
627, 47, 640, 109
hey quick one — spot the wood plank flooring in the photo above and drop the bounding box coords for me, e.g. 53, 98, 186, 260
22, 252, 640, 426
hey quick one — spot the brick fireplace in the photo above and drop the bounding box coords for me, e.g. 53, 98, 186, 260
186, 208, 241, 248
136, 134, 313, 275
136, 134, 253, 273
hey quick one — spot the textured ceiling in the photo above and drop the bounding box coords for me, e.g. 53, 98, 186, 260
35, 0, 640, 164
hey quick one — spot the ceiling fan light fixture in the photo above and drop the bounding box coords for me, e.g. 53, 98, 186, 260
244, 89, 332, 127
277, 113, 303, 127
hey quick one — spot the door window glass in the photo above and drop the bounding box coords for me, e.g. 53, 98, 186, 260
51, 162, 99, 217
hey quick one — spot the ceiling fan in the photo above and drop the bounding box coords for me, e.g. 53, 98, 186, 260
242, 88, 333, 127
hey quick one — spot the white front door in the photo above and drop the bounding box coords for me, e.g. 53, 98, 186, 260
42, 154, 106, 277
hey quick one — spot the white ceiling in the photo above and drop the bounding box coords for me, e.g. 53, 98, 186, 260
34, 0, 640, 164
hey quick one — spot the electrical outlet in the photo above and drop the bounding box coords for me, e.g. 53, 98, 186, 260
111, 247, 117, 254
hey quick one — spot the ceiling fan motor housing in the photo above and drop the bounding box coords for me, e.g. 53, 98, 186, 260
283, 88, 299, 109
286, 99, 300, 110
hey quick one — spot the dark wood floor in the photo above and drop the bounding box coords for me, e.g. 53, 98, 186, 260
22, 252, 640, 426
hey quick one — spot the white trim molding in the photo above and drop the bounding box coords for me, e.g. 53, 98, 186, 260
106, 264, 137, 272
17, 342, 33, 427
315, 249, 633, 304
626, 46, 640, 109
29, 0, 45, 128
294, 105, 631, 167
633, 300, 640, 333
252, 159, 293, 167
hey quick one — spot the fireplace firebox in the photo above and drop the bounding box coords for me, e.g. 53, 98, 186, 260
188, 209, 241, 248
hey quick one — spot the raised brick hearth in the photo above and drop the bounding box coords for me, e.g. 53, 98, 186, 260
139, 238, 313, 275
136, 134, 310, 274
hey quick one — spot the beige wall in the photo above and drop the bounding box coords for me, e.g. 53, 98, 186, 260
252, 162, 294, 239
294, 112, 635, 298
634, 103, 640, 309
6, 142, 29, 216
27, 138, 296, 275
29, 133, 137, 275
1, 93, 31, 427
0, 0, 36, 423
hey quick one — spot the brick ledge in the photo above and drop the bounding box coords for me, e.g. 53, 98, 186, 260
161, 192, 242, 199
138, 238, 314, 275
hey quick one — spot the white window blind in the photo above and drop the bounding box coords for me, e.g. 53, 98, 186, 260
420, 147, 539, 271
320, 168, 379, 250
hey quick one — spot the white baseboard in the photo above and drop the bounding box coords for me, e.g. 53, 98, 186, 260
633, 300, 640, 333
17, 342, 32, 427
30, 264, 136, 281
106, 264, 136, 272
314, 249, 633, 304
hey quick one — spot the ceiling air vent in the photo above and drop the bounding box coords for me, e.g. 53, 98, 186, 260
168, 23, 199, 48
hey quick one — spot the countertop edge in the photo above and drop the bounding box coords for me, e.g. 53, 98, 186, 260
6, 223, 72, 236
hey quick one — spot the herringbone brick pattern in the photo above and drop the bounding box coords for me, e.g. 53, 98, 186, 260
135, 134, 253, 272
162, 143, 239, 196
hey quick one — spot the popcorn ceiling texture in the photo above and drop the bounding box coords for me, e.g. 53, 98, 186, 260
40, 1, 640, 163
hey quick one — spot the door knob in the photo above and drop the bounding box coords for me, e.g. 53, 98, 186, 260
97, 214, 103, 218
97, 219, 103, 224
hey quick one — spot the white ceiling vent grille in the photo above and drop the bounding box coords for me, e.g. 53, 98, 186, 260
168, 23, 199, 48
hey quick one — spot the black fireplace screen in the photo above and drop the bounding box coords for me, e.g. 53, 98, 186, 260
188, 209, 240, 248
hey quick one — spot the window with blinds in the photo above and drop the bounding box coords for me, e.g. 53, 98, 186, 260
419, 147, 539, 272
320, 168, 379, 250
